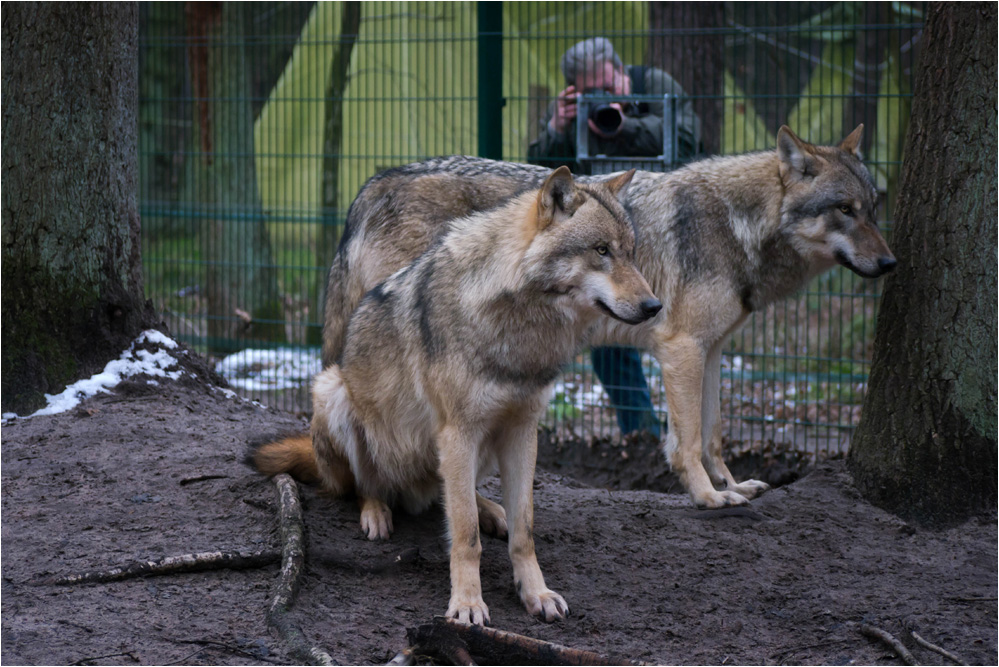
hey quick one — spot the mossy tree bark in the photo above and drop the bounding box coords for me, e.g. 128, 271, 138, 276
848, 2, 997, 526
186, 2, 285, 352
2, 2, 153, 415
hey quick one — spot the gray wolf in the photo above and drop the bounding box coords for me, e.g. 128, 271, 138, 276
254, 168, 660, 625
322, 125, 896, 510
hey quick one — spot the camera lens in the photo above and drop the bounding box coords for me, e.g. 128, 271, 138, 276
590, 104, 622, 134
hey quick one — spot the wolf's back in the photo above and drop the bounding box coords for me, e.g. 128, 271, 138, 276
321, 157, 551, 367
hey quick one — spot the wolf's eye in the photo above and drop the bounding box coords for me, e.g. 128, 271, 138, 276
595, 245, 609, 256
838, 205, 853, 215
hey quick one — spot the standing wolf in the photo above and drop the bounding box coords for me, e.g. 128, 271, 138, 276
254, 168, 661, 625
322, 125, 896, 510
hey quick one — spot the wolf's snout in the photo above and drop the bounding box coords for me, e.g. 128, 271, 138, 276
878, 256, 897, 274
640, 297, 663, 320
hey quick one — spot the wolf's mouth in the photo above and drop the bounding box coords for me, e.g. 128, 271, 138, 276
835, 250, 892, 278
595, 299, 646, 325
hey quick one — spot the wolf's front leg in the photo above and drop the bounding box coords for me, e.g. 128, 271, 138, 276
658, 335, 749, 509
701, 344, 769, 501
497, 418, 568, 622
438, 425, 490, 626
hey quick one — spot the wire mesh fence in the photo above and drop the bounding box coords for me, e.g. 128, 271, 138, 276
139, 1, 925, 461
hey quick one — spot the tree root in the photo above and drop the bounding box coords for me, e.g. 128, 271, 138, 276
266, 473, 337, 666
35, 549, 280, 586
859, 623, 919, 665
398, 616, 649, 666
911, 631, 969, 666
31, 473, 338, 664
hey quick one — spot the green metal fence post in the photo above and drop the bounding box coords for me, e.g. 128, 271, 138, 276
477, 1, 503, 159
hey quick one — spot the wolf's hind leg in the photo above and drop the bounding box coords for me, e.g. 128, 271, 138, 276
476, 493, 508, 539
702, 345, 770, 501
359, 496, 393, 540
706, 420, 770, 500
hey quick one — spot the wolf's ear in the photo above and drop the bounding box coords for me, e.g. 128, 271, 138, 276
838, 124, 864, 159
537, 166, 583, 229
777, 125, 818, 183
604, 169, 636, 202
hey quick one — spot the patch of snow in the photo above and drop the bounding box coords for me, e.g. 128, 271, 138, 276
11, 330, 185, 420
215, 348, 322, 392
138, 329, 178, 349
553, 379, 606, 410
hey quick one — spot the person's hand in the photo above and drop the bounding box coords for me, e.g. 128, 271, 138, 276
587, 102, 625, 139
548, 85, 578, 135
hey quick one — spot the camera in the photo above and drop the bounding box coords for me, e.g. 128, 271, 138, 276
582, 88, 624, 134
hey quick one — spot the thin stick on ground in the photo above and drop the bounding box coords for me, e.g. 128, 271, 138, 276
37, 549, 280, 586
911, 631, 969, 666
386, 647, 416, 666
266, 473, 336, 666
404, 616, 649, 666
859, 624, 919, 666
70, 651, 139, 665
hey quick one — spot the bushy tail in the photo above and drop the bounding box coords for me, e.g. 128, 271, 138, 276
250, 434, 321, 485
249, 433, 355, 496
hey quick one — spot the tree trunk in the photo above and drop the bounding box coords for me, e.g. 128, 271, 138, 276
646, 2, 724, 154
1, 2, 152, 415
848, 2, 998, 526
186, 2, 285, 352
312, 1, 362, 347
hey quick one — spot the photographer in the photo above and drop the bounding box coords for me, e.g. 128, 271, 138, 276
527, 37, 702, 173
528, 38, 702, 438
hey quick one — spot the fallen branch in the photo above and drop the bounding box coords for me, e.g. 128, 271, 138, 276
859, 624, 919, 666
71, 651, 139, 665
179, 474, 229, 486
37, 549, 279, 586
266, 473, 336, 666
386, 647, 416, 665
911, 631, 969, 666
403, 616, 648, 666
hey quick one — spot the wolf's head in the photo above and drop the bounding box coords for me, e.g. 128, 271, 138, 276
529, 166, 661, 325
777, 125, 897, 279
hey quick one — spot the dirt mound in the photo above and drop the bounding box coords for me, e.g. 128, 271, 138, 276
2, 363, 995, 665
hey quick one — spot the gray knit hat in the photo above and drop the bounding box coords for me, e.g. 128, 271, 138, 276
560, 37, 623, 85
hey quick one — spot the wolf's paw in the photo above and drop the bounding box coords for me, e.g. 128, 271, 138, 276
729, 479, 770, 500
446, 596, 491, 626
521, 588, 569, 622
692, 489, 751, 510
477, 498, 508, 539
359, 499, 393, 540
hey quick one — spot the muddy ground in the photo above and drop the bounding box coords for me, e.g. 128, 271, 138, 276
2, 340, 996, 666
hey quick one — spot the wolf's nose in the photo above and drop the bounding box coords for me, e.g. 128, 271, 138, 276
640, 298, 663, 319
878, 256, 897, 273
